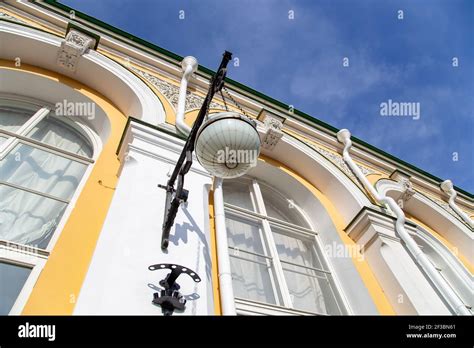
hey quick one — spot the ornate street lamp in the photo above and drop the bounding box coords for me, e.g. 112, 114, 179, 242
195, 111, 261, 179
152, 51, 260, 316
158, 51, 261, 250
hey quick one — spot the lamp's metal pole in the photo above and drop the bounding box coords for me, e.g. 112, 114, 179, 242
159, 51, 232, 249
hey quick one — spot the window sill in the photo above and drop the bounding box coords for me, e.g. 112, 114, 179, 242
235, 297, 328, 316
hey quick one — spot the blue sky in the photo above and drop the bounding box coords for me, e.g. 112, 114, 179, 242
62, 0, 473, 193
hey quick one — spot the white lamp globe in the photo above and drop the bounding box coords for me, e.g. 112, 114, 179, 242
195, 112, 261, 179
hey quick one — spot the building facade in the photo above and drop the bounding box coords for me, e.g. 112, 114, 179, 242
0, 0, 472, 316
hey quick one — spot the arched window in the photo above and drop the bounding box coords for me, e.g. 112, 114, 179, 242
0, 96, 95, 314
223, 178, 345, 315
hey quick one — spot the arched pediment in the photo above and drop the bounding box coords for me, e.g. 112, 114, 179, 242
0, 20, 165, 125
376, 178, 473, 263
256, 129, 372, 225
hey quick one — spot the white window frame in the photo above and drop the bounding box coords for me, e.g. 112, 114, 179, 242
0, 94, 100, 314
223, 177, 347, 315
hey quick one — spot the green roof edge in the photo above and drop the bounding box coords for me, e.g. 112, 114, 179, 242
37, 0, 472, 198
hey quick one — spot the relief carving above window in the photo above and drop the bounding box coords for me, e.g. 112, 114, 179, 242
131, 67, 222, 111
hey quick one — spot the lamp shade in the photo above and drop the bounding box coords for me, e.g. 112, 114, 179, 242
195, 112, 261, 179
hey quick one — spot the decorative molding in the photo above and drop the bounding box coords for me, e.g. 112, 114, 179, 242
389, 170, 416, 203
345, 207, 408, 248
0, 11, 28, 24
389, 170, 471, 225
281, 134, 373, 214
390, 177, 416, 205
416, 187, 472, 227
56, 29, 96, 71
261, 115, 284, 150
428, 194, 456, 215
131, 67, 222, 111
299, 139, 375, 192
119, 119, 211, 178
399, 178, 416, 203
389, 169, 411, 183
377, 179, 473, 235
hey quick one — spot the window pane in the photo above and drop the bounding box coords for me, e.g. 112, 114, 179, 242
226, 214, 267, 255
0, 143, 87, 201
229, 254, 277, 305
226, 213, 278, 304
0, 106, 31, 132
27, 116, 93, 158
222, 180, 255, 211
259, 184, 310, 228
281, 264, 341, 314
0, 185, 67, 249
272, 227, 340, 314
0, 262, 31, 315
271, 227, 323, 269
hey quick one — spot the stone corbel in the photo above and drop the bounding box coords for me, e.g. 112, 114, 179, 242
390, 170, 416, 205
399, 178, 416, 203
57, 29, 97, 71
258, 109, 285, 151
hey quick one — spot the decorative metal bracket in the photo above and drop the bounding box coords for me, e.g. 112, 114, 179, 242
149, 263, 201, 316
158, 51, 232, 250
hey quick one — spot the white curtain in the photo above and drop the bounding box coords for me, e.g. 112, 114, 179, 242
27, 116, 93, 158
0, 115, 91, 249
222, 180, 254, 211
272, 229, 337, 314
0, 185, 66, 249
223, 179, 340, 313
226, 215, 277, 304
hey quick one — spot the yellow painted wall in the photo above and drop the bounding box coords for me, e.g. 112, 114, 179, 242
208, 188, 222, 315
0, 60, 127, 314
366, 173, 385, 185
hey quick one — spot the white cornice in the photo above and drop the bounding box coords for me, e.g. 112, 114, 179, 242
120, 120, 211, 178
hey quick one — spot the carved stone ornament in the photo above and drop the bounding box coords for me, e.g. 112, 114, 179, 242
130, 67, 222, 111
261, 116, 284, 150
56, 29, 96, 71
399, 178, 416, 203
0, 11, 27, 24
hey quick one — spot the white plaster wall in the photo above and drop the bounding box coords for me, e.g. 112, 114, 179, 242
347, 209, 452, 315
74, 123, 215, 315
